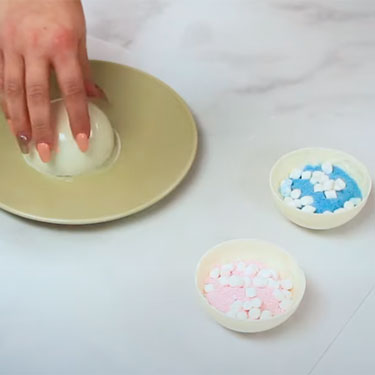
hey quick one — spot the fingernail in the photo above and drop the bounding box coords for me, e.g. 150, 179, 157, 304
37, 143, 51, 163
87, 83, 108, 102
76, 133, 89, 152
16, 132, 30, 154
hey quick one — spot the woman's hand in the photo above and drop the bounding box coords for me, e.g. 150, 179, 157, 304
0, 0, 104, 162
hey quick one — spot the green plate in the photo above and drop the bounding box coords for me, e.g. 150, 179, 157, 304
0, 61, 198, 224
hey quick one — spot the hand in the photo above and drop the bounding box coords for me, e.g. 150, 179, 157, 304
0, 0, 105, 162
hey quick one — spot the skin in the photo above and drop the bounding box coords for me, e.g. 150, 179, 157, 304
0, 0, 104, 162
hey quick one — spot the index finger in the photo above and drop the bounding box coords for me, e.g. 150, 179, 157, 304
54, 57, 90, 152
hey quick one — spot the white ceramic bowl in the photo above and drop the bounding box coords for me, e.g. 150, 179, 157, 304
270, 148, 372, 230
195, 239, 306, 333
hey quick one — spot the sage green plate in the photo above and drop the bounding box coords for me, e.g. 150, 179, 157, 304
0, 61, 198, 224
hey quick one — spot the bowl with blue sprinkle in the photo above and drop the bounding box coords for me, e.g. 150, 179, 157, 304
270, 148, 372, 230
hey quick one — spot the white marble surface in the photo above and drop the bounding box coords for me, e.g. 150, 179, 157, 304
1, 1, 375, 374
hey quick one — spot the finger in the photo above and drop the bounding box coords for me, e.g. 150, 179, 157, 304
0, 51, 10, 120
4, 52, 32, 154
54, 56, 90, 152
79, 38, 107, 101
25, 57, 52, 162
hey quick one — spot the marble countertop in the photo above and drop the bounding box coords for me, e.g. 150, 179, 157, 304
1, 1, 375, 374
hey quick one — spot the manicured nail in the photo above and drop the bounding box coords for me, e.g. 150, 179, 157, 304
37, 143, 51, 163
16, 132, 30, 154
76, 133, 89, 152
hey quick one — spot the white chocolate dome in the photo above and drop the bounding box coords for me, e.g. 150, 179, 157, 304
25, 99, 116, 177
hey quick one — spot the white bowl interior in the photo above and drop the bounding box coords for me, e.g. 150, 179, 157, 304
270, 148, 372, 230
195, 239, 306, 333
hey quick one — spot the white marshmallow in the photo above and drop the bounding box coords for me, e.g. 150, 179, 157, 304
350, 197, 362, 206
290, 168, 302, 179
250, 298, 262, 308
323, 179, 335, 191
253, 277, 268, 288
219, 276, 230, 286
302, 205, 316, 213
311, 171, 324, 184
325, 190, 337, 199
243, 301, 253, 311
314, 184, 324, 193
258, 269, 273, 279
334, 178, 346, 191
284, 197, 294, 205
260, 310, 273, 320
281, 279, 293, 290
323, 210, 333, 214
230, 300, 243, 312
300, 195, 314, 206
229, 275, 243, 287
236, 311, 248, 320
283, 290, 292, 299
236, 261, 246, 272
320, 174, 330, 184
334, 208, 346, 214
291, 199, 303, 209
204, 284, 214, 293
245, 287, 257, 298
221, 263, 234, 272
280, 299, 293, 311
322, 162, 333, 174
290, 189, 302, 199
273, 289, 285, 302
244, 264, 258, 277
248, 308, 261, 320
301, 171, 312, 180
281, 178, 293, 187
344, 200, 355, 210
268, 279, 280, 289
209, 268, 220, 279
243, 277, 251, 287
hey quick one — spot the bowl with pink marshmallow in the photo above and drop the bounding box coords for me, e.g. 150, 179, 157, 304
195, 239, 306, 333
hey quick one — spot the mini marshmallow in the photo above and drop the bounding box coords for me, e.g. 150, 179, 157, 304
221, 263, 234, 276
334, 208, 346, 214
268, 279, 280, 289
280, 299, 293, 311
281, 178, 293, 187
325, 190, 337, 199
311, 171, 324, 184
273, 289, 285, 302
323, 179, 335, 191
302, 205, 316, 213
301, 171, 312, 180
243, 277, 251, 287
334, 178, 346, 191
246, 287, 257, 298
250, 298, 262, 308
283, 290, 292, 299
260, 310, 273, 320
314, 184, 324, 193
230, 300, 243, 312
248, 308, 261, 320
236, 262, 246, 272
350, 197, 362, 206
281, 186, 292, 197
229, 275, 243, 287
209, 268, 220, 279
290, 189, 302, 199
226, 310, 236, 318
300, 195, 314, 206
244, 264, 258, 277
204, 284, 214, 293
344, 200, 355, 210
219, 276, 230, 286
323, 210, 333, 214
236, 311, 248, 320
284, 197, 293, 204
253, 277, 268, 288
281, 279, 293, 290
320, 174, 330, 184
289, 168, 302, 179
258, 269, 273, 279
322, 162, 333, 174
292, 199, 303, 209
